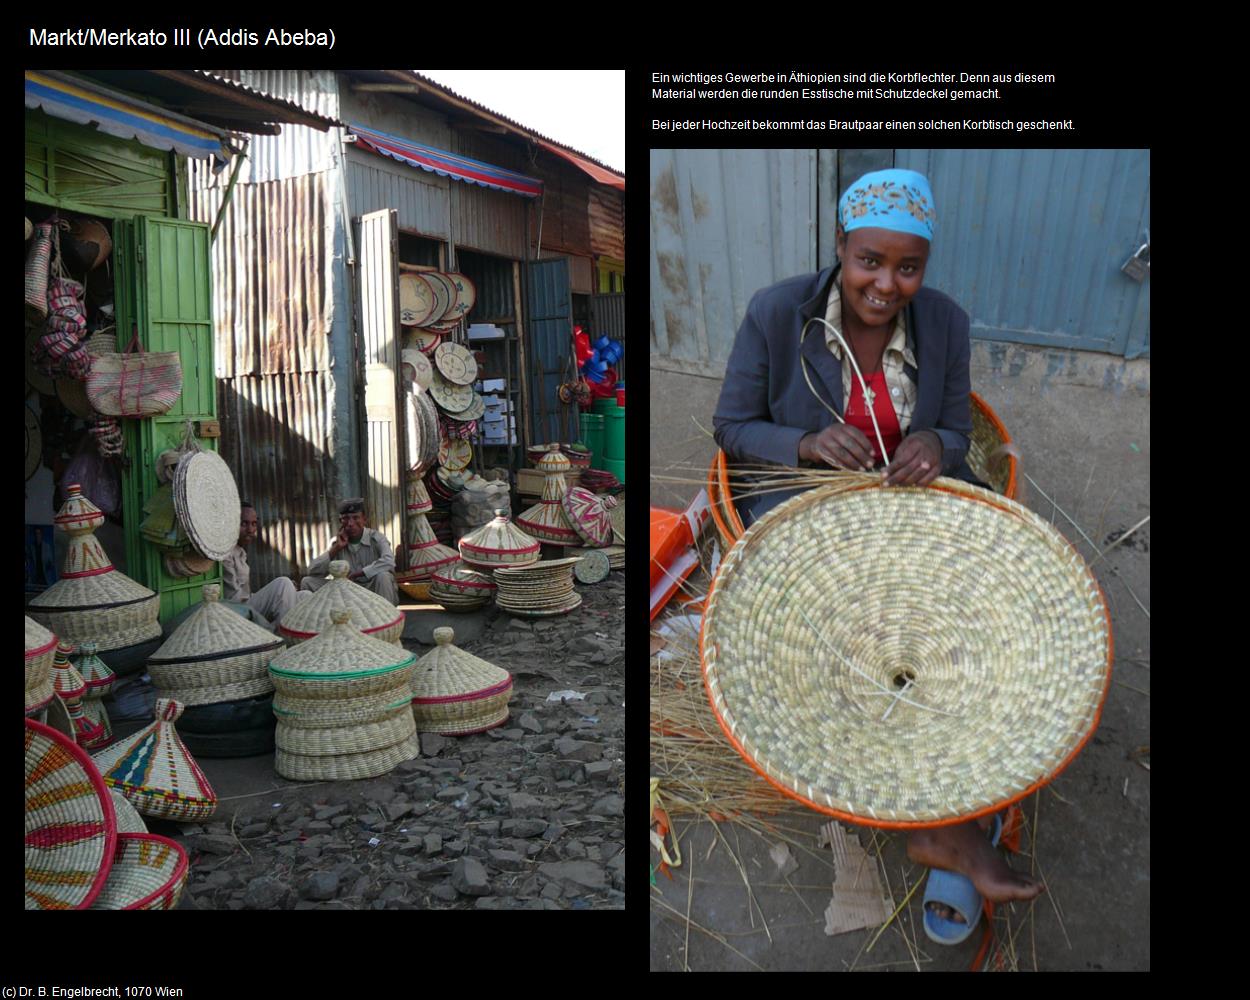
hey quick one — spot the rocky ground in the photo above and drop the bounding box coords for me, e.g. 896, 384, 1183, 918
148, 571, 625, 910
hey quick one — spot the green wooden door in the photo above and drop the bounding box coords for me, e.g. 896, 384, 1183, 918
115, 215, 221, 622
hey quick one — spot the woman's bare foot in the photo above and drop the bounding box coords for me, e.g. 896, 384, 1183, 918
908, 816, 1044, 924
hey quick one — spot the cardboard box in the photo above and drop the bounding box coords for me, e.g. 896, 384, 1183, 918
468, 324, 505, 341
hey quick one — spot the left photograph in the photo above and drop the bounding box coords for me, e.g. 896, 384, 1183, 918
24, 68, 625, 911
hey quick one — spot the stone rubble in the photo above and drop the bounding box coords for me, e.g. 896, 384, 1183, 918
163, 571, 624, 910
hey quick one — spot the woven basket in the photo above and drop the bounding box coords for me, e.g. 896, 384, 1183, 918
459, 510, 540, 569
89, 833, 188, 910
280, 562, 405, 647
566, 544, 625, 571
405, 513, 460, 579
25, 719, 118, 909
148, 584, 283, 706
406, 474, 433, 514
276, 708, 415, 756
25, 616, 58, 713
173, 450, 241, 562
82, 699, 115, 751
561, 487, 616, 547
968, 392, 1019, 499
411, 628, 513, 735
276, 732, 420, 782
27, 485, 161, 652
25, 221, 53, 322
73, 641, 116, 697
701, 478, 1113, 829
86, 329, 182, 418
270, 610, 416, 700
274, 689, 415, 726
89, 699, 218, 823
517, 452, 580, 544
109, 790, 148, 835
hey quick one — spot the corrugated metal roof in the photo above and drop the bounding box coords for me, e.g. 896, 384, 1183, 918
203, 69, 341, 121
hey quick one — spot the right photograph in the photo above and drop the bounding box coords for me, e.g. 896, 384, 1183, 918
648, 148, 1149, 971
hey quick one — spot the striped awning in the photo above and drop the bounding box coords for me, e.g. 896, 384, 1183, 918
348, 123, 543, 199
25, 71, 231, 162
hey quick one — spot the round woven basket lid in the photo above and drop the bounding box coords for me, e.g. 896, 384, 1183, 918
413, 328, 443, 354
421, 271, 457, 324
271, 610, 416, 680
434, 341, 478, 386
25, 718, 118, 909
443, 273, 477, 319
573, 549, 611, 584
561, 487, 615, 547
701, 481, 1114, 829
150, 584, 285, 664
412, 627, 511, 700
89, 699, 218, 821
401, 347, 434, 389
26, 615, 57, 663
174, 451, 241, 561
438, 438, 472, 471
445, 391, 485, 422
399, 272, 437, 327
418, 391, 442, 469
25, 404, 42, 480
89, 833, 187, 910
429, 371, 473, 413
459, 511, 541, 565
279, 562, 404, 643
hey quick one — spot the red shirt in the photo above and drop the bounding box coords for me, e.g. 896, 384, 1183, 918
845, 371, 902, 465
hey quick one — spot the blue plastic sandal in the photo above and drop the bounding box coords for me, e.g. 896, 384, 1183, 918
921, 813, 1002, 946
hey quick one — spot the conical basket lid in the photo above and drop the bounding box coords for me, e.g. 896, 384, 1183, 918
561, 487, 615, 547
280, 562, 404, 643
516, 498, 580, 544
89, 699, 217, 822
412, 627, 511, 702
459, 510, 540, 565
72, 642, 115, 695
270, 610, 416, 680
150, 584, 284, 663
51, 642, 87, 699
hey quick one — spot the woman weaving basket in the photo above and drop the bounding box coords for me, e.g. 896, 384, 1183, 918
711, 169, 1043, 943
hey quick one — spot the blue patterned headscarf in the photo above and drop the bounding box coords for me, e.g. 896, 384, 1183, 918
838, 168, 936, 241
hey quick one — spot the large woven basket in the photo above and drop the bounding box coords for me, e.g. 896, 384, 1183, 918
89, 833, 188, 910
405, 513, 460, 579
25, 719, 118, 909
148, 584, 283, 705
701, 477, 1113, 829
561, 488, 617, 547
276, 732, 421, 782
89, 699, 218, 823
459, 510, 540, 569
25, 616, 58, 715
86, 333, 182, 418
411, 628, 513, 735
280, 561, 405, 647
27, 485, 161, 651
270, 609, 416, 701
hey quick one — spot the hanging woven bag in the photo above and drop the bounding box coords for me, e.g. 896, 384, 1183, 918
87, 326, 182, 418
25, 221, 54, 323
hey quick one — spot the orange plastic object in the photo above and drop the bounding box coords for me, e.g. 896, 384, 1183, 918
649, 494, 711, 622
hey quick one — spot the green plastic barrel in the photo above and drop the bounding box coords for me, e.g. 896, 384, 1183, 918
592, 396, 619, 416
580, 412, 605, 470
602, 457, 626, 485
604, 406, 625, 462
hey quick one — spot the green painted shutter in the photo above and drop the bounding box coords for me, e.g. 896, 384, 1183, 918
118, 215, 221, 622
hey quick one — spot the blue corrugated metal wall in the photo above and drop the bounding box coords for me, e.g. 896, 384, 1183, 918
527, 259, 574, 444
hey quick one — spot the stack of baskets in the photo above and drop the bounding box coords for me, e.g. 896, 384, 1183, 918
281, 561, 405, 647
493, 557, 583, 618
404, 510, 460, 582
516, 451, 580, 545
24, 616, 57, 717
268, 610, 419, 781
50, 641, 107, 750
26, 484, 161, 652
72, 642, 115, 749
411, 628, 513, 735
428, 560, 496, 612
89, 698, 218, 823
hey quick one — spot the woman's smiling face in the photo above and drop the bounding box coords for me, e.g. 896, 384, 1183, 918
836, 226, 930, 331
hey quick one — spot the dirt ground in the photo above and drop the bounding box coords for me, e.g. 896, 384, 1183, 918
105, 570, 625, 910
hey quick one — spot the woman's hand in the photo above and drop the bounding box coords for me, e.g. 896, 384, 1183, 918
799, 425, 876, 472
883, 430, 943, 487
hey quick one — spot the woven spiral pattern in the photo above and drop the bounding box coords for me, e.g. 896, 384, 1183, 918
89, 834, 188, 910
702, 480, 1112, 828
174, 451, 241, 560
277, 732, 420, 781
25, 720, 117, 910
109, 790, 148, 834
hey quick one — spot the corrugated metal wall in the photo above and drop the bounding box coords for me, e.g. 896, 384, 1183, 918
589, 185, 625, 261
650, 148, 818, 378
592, 293, 626, 379
345, 148, 450, 240
895, 148, 1150, 357
188, 169, 343, 586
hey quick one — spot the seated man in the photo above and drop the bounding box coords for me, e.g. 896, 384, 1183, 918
300, 498, 399, 604
221, 500, 305, 629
